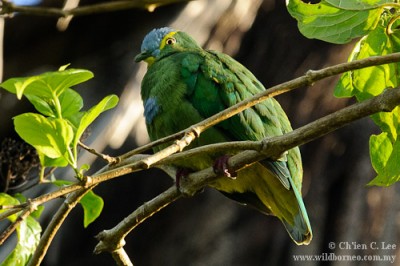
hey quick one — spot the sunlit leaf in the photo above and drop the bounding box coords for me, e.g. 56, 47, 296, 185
347, 25, 396, 99
80, 190, 104, 228
0, 193, 41, 266
371, 106, 399, 141
25, 94, 55, 117
368, 137, 400, 186
0, 76, 40, 99
38, 152, 68, 168
2, 216, 42, 266
286, 0, 382, 44
58, 64, 71, 71
369, 132, 392, 173
326, 0, 392, 10
74, 94, 119, 146
0, 193, 20, 222
59, 88, 84, 118
0, 68, 93, 99
52, 181, 104, 227
14, 113, 74, 161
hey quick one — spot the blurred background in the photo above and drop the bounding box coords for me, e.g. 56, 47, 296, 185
1, 0, 399, 265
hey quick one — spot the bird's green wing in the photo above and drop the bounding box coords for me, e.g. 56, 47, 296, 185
181, 50, 295, 188
180, 50, 312, 244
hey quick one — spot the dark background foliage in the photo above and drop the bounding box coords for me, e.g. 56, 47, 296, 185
1, 0, 399, 265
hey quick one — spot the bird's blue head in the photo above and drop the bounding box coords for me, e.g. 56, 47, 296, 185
134, 27, 201, 66
134, 27, 175, 65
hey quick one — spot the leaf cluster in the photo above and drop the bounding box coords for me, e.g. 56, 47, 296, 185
1, 65, 118, 177
0, 66, 119, 264
288, 0, 400, 186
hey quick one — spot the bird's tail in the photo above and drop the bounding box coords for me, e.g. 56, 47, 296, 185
281, 176, 312, 245
211, 162, 312, 245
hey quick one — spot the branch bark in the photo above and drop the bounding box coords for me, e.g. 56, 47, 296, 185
27, 187, 93, 266
1, 0, 192, 17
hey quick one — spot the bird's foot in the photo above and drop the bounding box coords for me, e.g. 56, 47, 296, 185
175, 167, 192, 189
213, 155, 237, 179
175, 168, 202, 197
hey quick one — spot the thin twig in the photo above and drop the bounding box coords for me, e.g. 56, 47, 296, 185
1, 0, 192, 17
0, 200, 37, 245
0, 207, 23, 221
27, 187, 94, 266
79, 141, 118, 164
94, 186, 181, 254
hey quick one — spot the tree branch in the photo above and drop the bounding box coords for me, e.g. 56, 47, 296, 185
79, 141, 118, 164
1, 0, 192, 17
0, 202, 37, 245
111, 247, 134, 266
94, 186, 181, 255
27, 187, 93, 266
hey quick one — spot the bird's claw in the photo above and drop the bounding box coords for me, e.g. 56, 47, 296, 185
175, 168, 192, 189
175, 168, 202, 197
213, 155, 237, 179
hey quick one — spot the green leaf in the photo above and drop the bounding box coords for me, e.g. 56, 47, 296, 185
74, 94, 119, 146
80, 163, 90, 173
58, 64, 71, 71
371, 106, 399, 141
326, 0, 392, 10
24, 88, 83, 119
334, 24, 398, 99
0, 68, 93, 99
369, 132, 392, 173
39, 152, 68, 168
368, 137, 400, 186
66, 112, 85, 130
34, 68, 93, 97
80, 190, 104, 228
0, 76, 40, 100
2, 216, 42, 266
333, 71, 353, 98
0, 194, 41, 266
52, 181, 104, 227
333, 18, 400, 186
31, 205, 45, 219
0, 193, 20, 222
388, 30, 400, 85
334, 38, 363, 98
59, 88, 84, 118
25, 94, 54, 117
286, 0, 382, 44
1, 68, 91, 119
14, 113, 74, 162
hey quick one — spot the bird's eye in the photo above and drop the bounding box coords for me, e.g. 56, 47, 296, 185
165, 37, 176, 45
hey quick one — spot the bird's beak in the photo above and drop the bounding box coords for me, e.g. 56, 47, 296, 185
134, 51, 149, 62
134, 51, 156, 66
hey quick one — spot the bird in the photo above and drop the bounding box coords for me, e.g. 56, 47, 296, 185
134, 27, 312, 245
